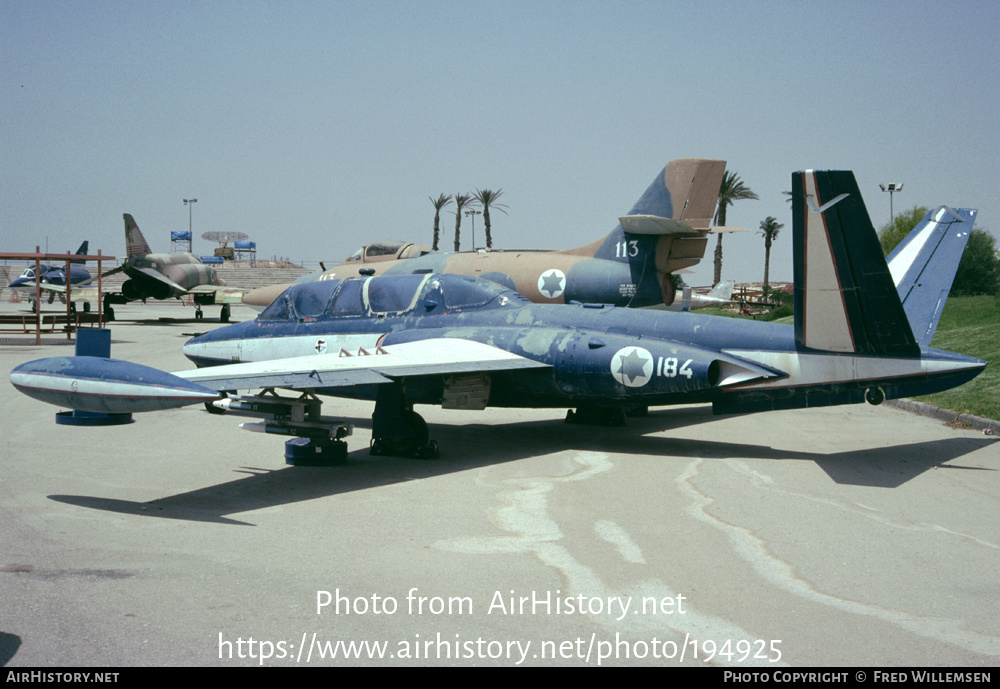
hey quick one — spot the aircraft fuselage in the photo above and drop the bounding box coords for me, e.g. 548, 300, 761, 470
121, 253, 220, 301
184, 274, 983, 414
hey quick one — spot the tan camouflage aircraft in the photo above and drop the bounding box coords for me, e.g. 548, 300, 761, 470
103, 214, 244, 320
244, 158, 744, 310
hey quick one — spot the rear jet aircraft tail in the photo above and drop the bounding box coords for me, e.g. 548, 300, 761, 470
591, 158, 728, 304
71, 241, 89, 263
886, 206, 975, 347
123, 213, 152, 258
792, 170, 919, 356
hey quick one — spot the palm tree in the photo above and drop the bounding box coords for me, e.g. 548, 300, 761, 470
758, 215, 783, 289
713, 170, 759, 285
473, 188, 508, 250
429, 194, 453, 251
452, 193, 473, 251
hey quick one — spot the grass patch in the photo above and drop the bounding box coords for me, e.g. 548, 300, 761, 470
917, 295, 999, 421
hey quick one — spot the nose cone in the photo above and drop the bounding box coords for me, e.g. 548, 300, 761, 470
183, 321, 254, 367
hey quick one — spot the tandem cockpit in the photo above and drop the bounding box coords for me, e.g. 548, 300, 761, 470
343, 240, 433, 264
259, 273, 527, 323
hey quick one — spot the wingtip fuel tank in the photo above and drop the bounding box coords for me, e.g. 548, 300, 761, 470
11, 357, 221, 414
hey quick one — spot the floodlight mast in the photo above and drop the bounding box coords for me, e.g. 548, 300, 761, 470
878, 183, 903, 225
465, 209, 481, 250
184, 198, 197, 244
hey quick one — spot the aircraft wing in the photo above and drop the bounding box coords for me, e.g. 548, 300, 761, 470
132, 267, 245, 303
134, 266, 189, 293
174, 338, 551, 392
184, 284, 245, 303
35, 284, 101, 302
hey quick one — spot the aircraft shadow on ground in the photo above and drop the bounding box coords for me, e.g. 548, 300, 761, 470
0, 632, 21, 666
49, 407, 996, 525
112, 316, 243, 326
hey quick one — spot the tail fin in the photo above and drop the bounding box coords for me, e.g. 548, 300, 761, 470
71, 241, 89, 264
593, 158, 726, 268
707, 279, 734, 301
123, 214, 152, 257
887, 206, 975, 347
622, 158, 727, 230
792, 170, 918, 356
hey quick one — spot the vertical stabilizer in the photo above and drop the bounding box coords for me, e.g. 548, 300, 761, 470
71, 241, 89, 264
124, 214, 152, 257
887, 206, 975, 347
594, 159, 726, 273
792, 170, 918, 356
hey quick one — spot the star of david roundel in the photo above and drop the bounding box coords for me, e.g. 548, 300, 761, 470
537, 269, 566, 299
610, 346, 654, 387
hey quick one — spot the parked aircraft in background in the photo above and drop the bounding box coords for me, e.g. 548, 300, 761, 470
102, 214, 243, 320
243, 158, 747, 310
666, 280, 735, 312
8, 241, 97, 311
11, 170, 984, 464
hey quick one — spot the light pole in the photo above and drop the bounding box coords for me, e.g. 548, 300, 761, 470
465, 209, 481, 250
183, 198, 197, 244
878, 183, 902, 226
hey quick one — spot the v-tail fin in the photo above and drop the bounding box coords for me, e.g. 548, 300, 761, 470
792, 170, 918, 356
887, 206, 976, 348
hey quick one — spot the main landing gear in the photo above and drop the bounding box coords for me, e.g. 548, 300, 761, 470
193, 303, 229, 321
370, 384, 440, 459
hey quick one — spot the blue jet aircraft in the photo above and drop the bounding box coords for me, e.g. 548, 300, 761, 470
8, 241, 95, 311
11, 170, 985, 462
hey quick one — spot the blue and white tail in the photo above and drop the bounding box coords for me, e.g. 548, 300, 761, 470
792, 170, 919, 356
887, 206, 975, 347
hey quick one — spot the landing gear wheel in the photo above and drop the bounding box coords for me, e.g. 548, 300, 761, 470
369, 409, 440, 458
865, 387, 885, 406
415, 439, 440, 460
220, 304, 231, 323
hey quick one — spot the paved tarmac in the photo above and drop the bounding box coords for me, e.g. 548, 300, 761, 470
1, 302, 998, 667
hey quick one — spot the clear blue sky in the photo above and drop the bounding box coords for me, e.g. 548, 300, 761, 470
3, 0, 998, 286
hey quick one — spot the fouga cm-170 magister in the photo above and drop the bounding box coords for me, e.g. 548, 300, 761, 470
11, 170, 985, 462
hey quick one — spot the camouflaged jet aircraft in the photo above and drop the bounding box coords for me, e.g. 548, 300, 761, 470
103, 214, 243, 320
242, 158, 745, 310
11, 170, 985, 464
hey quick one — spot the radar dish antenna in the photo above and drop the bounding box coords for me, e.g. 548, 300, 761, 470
201, 231, 248, 249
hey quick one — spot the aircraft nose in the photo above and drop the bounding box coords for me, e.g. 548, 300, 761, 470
182, 321, 253, 366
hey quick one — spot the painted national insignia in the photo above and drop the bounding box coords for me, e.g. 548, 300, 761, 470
610, 346, 653, 387
538, 269, 566, 299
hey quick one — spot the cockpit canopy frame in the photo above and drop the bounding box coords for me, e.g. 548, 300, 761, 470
259, 273, 520, 323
